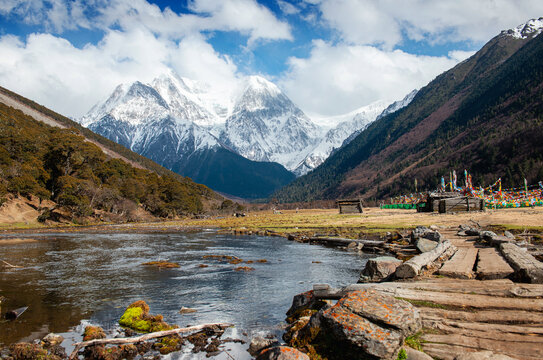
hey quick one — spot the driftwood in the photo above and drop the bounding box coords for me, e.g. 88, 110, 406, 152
5, 306, 28, 320
309, 237, 384, 249
395, 240, 456, 279
500, 243, 543, 284
68, 322, 233, 360
1, 260, 22, 268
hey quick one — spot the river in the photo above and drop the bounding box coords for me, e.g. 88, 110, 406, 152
0, 230, 372, 358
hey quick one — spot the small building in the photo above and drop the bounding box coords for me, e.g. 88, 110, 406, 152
417, 192, 484, 213
336, 199, 363, 214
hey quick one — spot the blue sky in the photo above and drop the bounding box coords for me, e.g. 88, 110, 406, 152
0, 0, 542, 119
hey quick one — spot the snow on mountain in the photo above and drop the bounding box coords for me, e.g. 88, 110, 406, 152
80, 70, 416, 182
502, 17, 543, 40
81, 77, 222, 176
219, 76, 321, 170
340, 89, 418, 150
293, 100, 389, 175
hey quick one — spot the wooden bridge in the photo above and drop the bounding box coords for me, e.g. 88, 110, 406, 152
314, 229, 543, 360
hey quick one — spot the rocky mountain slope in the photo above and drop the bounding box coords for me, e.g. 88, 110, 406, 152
274, 18, 543, 202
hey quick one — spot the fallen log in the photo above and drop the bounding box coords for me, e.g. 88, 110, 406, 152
395, 240, 456, 279
1, 260, 22, 268
68, 322, 233, 360
5, 306, 28, 320
500, 243, 543, 284
309, 237, 384, 248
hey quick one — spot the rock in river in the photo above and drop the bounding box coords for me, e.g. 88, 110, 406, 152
358, 256, 402, 283
256, 346, 310, 360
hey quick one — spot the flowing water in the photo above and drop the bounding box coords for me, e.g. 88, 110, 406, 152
0, 231, 372, 358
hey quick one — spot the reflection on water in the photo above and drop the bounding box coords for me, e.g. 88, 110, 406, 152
0, 231, 371, 356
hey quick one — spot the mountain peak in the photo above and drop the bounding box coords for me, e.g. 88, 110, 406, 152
243, 75, 281, 96
502, 17, 543, 40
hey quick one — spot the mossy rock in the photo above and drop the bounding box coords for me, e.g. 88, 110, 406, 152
9, 342, 61, 360
119, 300, 175, 333
83, 326, 106, 341
154, 335, 184, 355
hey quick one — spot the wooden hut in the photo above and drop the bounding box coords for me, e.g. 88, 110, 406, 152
417, 192, 484, 213
336, 199, 363, 214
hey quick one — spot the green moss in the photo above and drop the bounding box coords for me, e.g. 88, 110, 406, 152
397, 348, 407, 360
156, 335, 184, 354
119, 306, 151, 332
395, 297, 448, 310
405, 331, 424, 351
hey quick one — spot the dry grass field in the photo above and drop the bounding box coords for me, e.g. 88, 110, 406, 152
174, 207, 543, 238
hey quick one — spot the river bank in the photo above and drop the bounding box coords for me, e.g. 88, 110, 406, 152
1, 207, 543, 359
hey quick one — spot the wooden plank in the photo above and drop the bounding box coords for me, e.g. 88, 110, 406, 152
500, 243, 543, 283
422, 333, 543, 359
315, 279, 543, 299
439, 248, 478, 279
420, 307, 543, 324
477, 247, 514, 280
344, 286, 543, 311
422, 343, 541, 360
424, 319, 543, 335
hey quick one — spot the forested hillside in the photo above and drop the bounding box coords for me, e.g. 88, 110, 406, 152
274, 28, 543, 202
0, 101, 215, 221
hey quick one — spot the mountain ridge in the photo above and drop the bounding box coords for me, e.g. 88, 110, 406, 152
273, 18, 543, 202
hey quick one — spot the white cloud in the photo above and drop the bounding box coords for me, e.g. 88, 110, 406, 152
317, 0, 543, 47
0, 0, 292, 43
0, 29, 240, 117
0, 0, 293, 117
279, 40, 460, 116
277, 0, 300, 15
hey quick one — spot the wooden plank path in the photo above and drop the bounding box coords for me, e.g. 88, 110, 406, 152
313, 227, 543, 359
439, 247, 478, 278
408, 230, 543, 359
477, 247, 515, 280
315, 278, 543, 360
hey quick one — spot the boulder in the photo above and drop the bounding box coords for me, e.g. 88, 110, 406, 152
429, 225, 439, 231
454, 350, 516, 360
319, 289, 421, 360
42, 333, 64, 347
256, 346, 310, 360
457, 230, 467, 236
479, 231, 498, 241
411, 227, 442, 242
286, 291, 316, 317
358, 256, 402, 283
411, 226, 430, 240
249, 336, 280, 356
465, 228, 481, 236
415, 238, 438, 253
504, 231, 515, 239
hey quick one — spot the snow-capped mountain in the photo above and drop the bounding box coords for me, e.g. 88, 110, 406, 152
220, 76, 320, 171
340, 89, 418, 149
81, 80, 220, 170
502, 17, 543, 40
293, 100, 389, 175
80, 70, 417, 194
